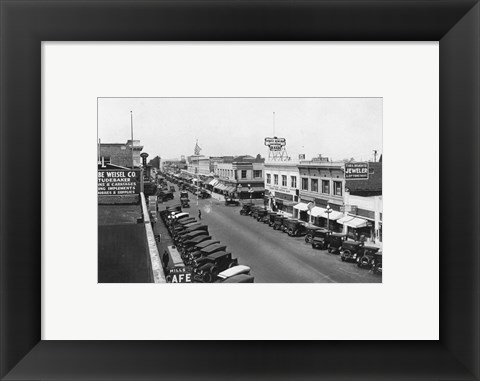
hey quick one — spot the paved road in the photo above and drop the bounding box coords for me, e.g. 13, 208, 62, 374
161, 186, 381, 283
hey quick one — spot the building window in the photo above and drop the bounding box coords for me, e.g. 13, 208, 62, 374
282, 175, 287, 186
311, 179, 318, 192
254, 170, 262, 178
333, 181, 342, 196
274, 174, 279, 185
241, 170, 247, 179
301, 177, 308, 190
322, 180, 330, 194
101, 156, 111, 164
266, 173, 271, 184
291, 176, 297, 188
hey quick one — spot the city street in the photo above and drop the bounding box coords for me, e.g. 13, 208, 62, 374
162, 186, 381, 283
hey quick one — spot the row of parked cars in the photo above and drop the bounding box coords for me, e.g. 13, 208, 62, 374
160, 204, 255, 283
239, 203, 382, 275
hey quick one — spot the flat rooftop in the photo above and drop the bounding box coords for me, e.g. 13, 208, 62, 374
98, 204, 142, 225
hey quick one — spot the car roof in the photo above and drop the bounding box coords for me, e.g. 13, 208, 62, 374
185, 224, 207, 232
217, 265, 251, 279
363, 246, 380, 251
222, 274, 254, 283
195, 240, 220, 248
186, 235, 210, 243
344, 240, 361, 245
201, 244, 227, 253
207, 251, 232, 259
332, 233, 346, 237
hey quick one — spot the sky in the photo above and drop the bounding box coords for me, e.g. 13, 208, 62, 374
98, 98, 382, 162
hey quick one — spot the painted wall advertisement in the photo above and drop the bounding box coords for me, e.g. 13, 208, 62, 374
344, 162, 369, 180
98, 170, 140, 195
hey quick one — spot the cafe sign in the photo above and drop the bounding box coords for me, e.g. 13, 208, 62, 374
345, 162, 369, 180
168, 267, 193, 283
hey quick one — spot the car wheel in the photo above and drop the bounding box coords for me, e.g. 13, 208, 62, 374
305, 235, 311, 243
203, 272, 213, 283
343, 250, 351, 259
341, 256, 345, 262
328, 247, 333, 253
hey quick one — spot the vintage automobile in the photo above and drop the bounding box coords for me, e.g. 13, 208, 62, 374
256, 209, 268, 222
171, 221, 201, 236
169, 185, 175, 192
180, 235, 212, 253
220, 273, 255, 283
177, 230, 210, 249
356, 246, 381, 268
304, 225, 327, 243
280, 218, 294, 233
225, 197, 240, 206
240, 204, 254, 216
371, 251, 382, 274
311, 228, 332, 250
180, 199, 190, 208
191, 243, 227, 260
185, 239, 221, 255
340, 240, 364, 262
158, 190, 174, 201
198, 190, 211, 199
174, 224, 209, 244
326, 233, 347, 254
251, 207, 266, 219
215, 265, 251, 281
283, 219, 307, 236
194, 251, 238, 283
267, 213, 280, 226
273, 215, 288, 231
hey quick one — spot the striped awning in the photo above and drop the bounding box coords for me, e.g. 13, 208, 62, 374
209, 179, 219, 186
337, 216, 369, 228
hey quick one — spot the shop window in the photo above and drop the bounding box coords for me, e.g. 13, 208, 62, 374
322, 180, 330, 194
333, 181, 342, 196
241, 170, 247, 179
274, 174, 278, 185
282, 175, 287, 186
311, 179, 318, 192
266, 173, 271, 184
291, 176, 297, 188
301, 177, 308, 190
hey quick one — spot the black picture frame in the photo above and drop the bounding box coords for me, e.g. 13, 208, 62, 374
1, 0, 479, 380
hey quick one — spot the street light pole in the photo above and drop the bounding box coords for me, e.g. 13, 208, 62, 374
248, 184, 252, 204
326, 203, 333, 232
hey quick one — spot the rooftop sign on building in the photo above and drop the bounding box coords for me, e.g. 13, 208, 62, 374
98, 166, 141, 196
345, 162, 369, 180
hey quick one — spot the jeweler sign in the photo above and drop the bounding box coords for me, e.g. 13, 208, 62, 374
98, 169, 140, 195
345, 162, 369, 179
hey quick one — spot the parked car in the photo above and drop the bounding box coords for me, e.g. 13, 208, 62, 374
340, 240, 364, 262
194, 251, 238, 283
186, 239, 221, 256
199, 190, 211, 199
174, 224, 209, 244
220, 273, 255, 283
327, 233, 347, 254
371, 251, 382, 274
356, 246, 381, 268
267, 213, 280, 226
240, 204, 254, 216
311, 229, 332, 250
181, 235, 212, 253
282, 219, 307, 236
215, 265, 251, 282
251, 207, 266, 219
225, 197, 240, 206
170, 185, 175, 192
256, 209, 268, 222
273, 215, 287, 230
304, 225, 327, 243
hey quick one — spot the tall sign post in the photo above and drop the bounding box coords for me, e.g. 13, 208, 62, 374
325, 204, 333, 231
307, 202, 314, 224
264, 137, 289, 161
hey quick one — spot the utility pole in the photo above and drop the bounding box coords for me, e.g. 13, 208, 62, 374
373, 150, 378, 162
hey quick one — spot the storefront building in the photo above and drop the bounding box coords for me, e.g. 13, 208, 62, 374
296, 161, 346, 231
264, 161, 300, 217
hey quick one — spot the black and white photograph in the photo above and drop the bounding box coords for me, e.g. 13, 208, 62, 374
98, 97, 383, 283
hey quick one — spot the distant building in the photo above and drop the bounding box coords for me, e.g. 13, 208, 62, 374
264, 160, 300, 217
98, 139, 143, 168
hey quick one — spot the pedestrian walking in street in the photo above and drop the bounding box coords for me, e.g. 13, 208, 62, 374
198, 209, 202, 220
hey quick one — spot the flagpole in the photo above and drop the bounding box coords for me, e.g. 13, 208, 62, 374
130, 111, 134, 169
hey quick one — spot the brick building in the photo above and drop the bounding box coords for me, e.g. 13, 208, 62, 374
98, 139, 143, 168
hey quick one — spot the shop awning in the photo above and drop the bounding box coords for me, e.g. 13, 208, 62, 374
293, 203, 309, 211
225, 186, 236, 193
338, 216, 369, 228
310, 207, 344, 220
239, 187, 265, 193
209, 179, 219, 186
215, 183, 227, 191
